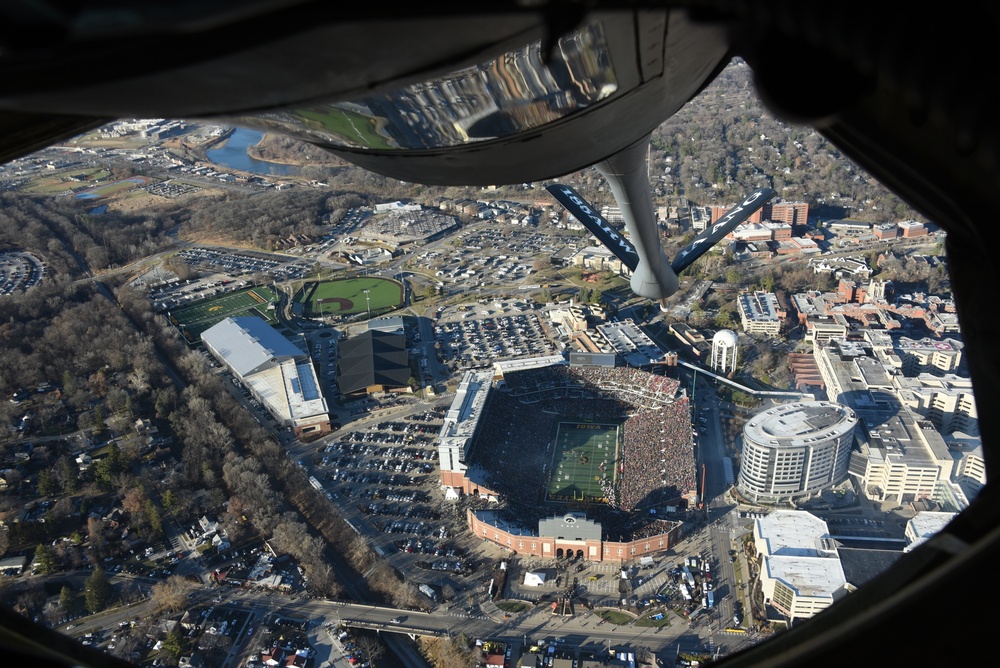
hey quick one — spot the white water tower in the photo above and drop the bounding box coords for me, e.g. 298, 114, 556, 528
711, 329, 738, 374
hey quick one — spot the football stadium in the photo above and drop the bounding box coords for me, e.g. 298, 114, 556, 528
437, 361, 697, 562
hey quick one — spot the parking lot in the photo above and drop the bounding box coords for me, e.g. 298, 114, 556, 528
296, 408, 495, 596
0, 251, 46, 295
172, 246, 315, 284
434, 310, 555, 368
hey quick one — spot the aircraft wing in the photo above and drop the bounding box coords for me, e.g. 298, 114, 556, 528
546, 183, 639, 272
671, 187, 775, 274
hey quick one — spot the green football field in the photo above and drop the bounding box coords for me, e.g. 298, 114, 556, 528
547, 422, 620, 503
168, 286, 279, 343
294, 277, 404, 317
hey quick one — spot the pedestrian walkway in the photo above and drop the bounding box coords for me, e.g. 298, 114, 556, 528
480, 600, 506, 623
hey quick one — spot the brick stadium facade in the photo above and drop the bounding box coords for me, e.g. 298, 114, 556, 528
467, 510, 683, 562
439, 468, 499, 498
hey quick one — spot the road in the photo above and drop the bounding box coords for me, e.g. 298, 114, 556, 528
268, 598, 710, 660
59, 563, 762, 664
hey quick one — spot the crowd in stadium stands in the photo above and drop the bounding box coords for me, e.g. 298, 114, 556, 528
534, 397, 628, 423
468, 364, 697, 532
470, 393, 555, 507
617, 398, 696, 511
626, 518, 684, 540
502, 364, 568, 393
503, 365, 681, 409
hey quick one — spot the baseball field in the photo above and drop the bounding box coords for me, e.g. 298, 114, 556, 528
293, 276, 404, 318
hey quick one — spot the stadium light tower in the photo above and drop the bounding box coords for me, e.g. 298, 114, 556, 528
363, 288, 371, 319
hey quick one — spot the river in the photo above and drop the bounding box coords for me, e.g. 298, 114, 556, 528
205, 127, 300, 176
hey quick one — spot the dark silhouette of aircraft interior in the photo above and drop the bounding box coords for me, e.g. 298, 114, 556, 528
1, 2, 999, 666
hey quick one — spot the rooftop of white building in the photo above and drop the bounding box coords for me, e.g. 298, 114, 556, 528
756, 511, 847, 598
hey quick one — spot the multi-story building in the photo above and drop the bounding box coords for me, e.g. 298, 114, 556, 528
600, 205, 624, 223
945, 433, 986, 500
893, 373, 978, 435
805, 316, 850, 345
691, 205, 712, 232
903, 511, 957, 552
711, 200, 806, 229
728, 221, 793, 243
549, 303, 598, 333
849, 420, 950, 502
767, 201, 810, 226
774, 237, 820, 255
668, 322, 710, 358
814, 339, 959, 503
737, 401, 857, 504
827, 219, 872, 236
867, 280, 892, 303
572, 244, 629, 275
893, 336, 963, 376
711, 202, 764, 225
737, 291, 784, 337
898, 220, 929, 238
754, 511, 849, 622
808, 258, 873, 282
873, 223, 898, 239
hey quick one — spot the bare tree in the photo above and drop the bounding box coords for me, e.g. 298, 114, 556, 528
354, 634, 386, 667
348, 534, 375, 570
150, 576, 190, 614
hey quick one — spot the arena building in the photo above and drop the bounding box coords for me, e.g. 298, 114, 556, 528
201, 317, 330, 436
737, 401, 857, 504
357, 207, 460, 246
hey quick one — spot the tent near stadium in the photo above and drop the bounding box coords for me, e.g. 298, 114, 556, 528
523, 571, 547, 587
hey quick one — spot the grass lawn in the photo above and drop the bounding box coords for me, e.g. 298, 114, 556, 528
496, 601, 531, 613
560, 266, 629, 293
75, 177, 153, 199
635, 610, 673, 628
25, 167, 112, 194
597, 610, 633, 625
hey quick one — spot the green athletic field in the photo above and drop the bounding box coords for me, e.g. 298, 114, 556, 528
547, 422, 620, 503
293, 277, 404, 317
168, 286, 279, 343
